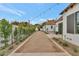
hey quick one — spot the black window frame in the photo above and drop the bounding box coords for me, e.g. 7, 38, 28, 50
58, 22, 63, 34
67, 13, 75, 34
51, 25, 53, 29
75, 11, 79, 34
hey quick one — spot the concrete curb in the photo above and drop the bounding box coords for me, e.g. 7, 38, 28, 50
8, 33, 34, 56
10, 52, 68, 56
47, 34, 71, 56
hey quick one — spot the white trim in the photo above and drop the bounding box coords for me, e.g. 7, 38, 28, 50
74, 13, 76, 34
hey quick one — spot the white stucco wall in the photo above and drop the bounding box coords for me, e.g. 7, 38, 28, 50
42, 25, 46, 31
43, 25, 55, 32
65, 33, 79, 46
63, 4, 79, 46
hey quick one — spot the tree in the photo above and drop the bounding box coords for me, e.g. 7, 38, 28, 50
13, 22, 35, 44
14, 25, 26, 44
11, 21, 19, 25
14, 27, 20, 44
0, 19, 12, 47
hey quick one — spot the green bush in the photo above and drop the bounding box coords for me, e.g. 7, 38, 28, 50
0, 52, 5, 56
0, 50, 6, 56
53, 37, 59, 41
1, 40, 9, 43
58, 41, 63, 44
62, 42, 69, 47
44, 31, 48, 34
0, 46, 6, 50
8, 46, 13, 50
0, 19, 12, 47
73, 48, 79, 53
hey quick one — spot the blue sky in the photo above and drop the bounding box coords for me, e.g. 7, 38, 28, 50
0, 3, 69, 24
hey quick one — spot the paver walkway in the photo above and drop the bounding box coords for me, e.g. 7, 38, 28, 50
10, 31, 68, 56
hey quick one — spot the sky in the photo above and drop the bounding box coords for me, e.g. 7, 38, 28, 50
0, 3, 69, 24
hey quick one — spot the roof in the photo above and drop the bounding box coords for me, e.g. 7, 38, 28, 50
56, 16, 63, 23
60, 3, 76, 15
46, 20, 56, 25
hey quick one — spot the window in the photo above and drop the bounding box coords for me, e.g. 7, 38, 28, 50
46, 28, 48, 31
51, 26, 53, 29
67, 13, 75, 33
76, 12, 79, 34
67, 11, 79, 34
58, 23, 63, 34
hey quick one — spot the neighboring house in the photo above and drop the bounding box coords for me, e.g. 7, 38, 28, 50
42, 20, 56, 33
60, 3, 79, 46
56, 16, 63, 34
35, 27, 39, 31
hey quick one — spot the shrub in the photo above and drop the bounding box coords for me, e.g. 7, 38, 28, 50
55, 32, 59, 35
0, 46, 6, 49
53, 37, 59, 41
73, 48, 79, 53
1, 40, 9, 43
62, 42, 69, 47
0, 19, 12, 47
0, 50, 5, 56
58, 41, 63, 44
20, 39, 24, 42
0, 52, 5, 56
1, 37, 9, 47
44, 31, 48, 34
8, 46, 13, 50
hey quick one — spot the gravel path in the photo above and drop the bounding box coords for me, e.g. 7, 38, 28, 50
10, 31, 68, 56
15, 31, 62, 53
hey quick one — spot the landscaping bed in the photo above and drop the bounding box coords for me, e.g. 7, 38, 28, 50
0, 18, 36, 56
53, 37, 79, 56
0, 32, 34, 56
0, 43, 19, 56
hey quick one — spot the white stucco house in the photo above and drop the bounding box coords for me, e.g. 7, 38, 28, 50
56, 16, 63, 34
60, 3, 79, 46
35, 27, 39, 31
42, 20, 56, 33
